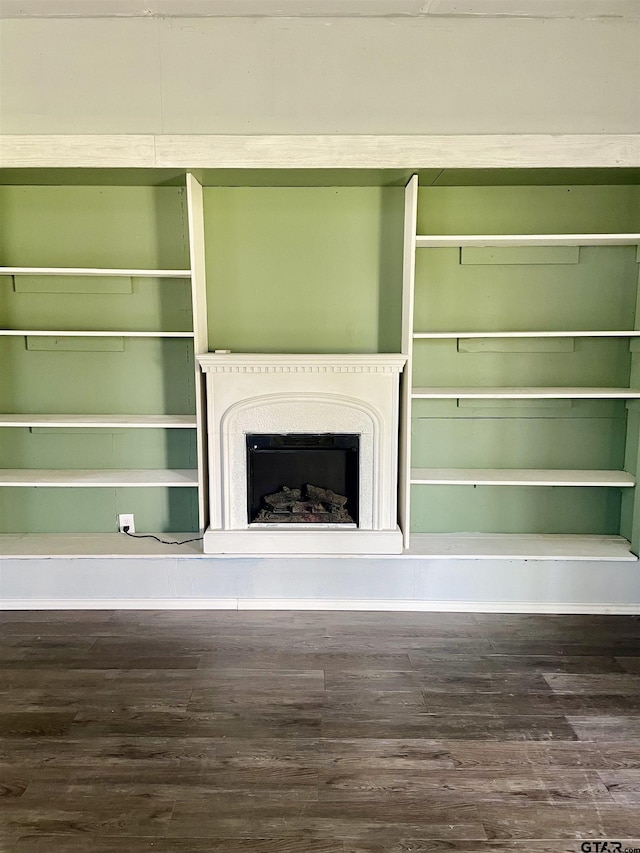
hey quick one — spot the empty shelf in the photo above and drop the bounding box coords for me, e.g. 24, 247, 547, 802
415, 234, 640, 248
0, 267, 191, 277
0, 414, 197, 428
412, 387, 640, 399
410, 468, 635, 487
405, 534, 637, 561
0, 532, 204, 558
0, 330, 194, 337
0, 469, 199, 487
413, 331, 640, 339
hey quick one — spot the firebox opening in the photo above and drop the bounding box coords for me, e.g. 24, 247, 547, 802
246, 433, 359, 526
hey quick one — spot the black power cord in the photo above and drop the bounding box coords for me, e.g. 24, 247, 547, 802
121, 526, 203, 546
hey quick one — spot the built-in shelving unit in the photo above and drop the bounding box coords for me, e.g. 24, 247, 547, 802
399, 176, 640, 559
0, 175, 209, 537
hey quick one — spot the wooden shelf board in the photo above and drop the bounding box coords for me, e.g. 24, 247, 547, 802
415, 234, 640, 248
0, 414, 197, 428
413, 331, 640, 339
0, 267, 191, 278
406, 533, 637, 561
0, 532, 204, 558
0, 469, 198, 487
412, 387, 640, 399
410, 468, 635, 487
0, 330, 194, 338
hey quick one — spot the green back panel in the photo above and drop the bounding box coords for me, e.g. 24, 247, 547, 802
410, 485, 622, 535
414, 246, 639, 333
203, 186, 403, 353
0, 185, 189, 268
0, 487, 198, 535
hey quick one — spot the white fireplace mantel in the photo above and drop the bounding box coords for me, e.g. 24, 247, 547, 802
197, 353, 407, 555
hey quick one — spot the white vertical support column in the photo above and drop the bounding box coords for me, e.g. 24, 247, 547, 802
624, 247, 640, 555
398, 175, 418, 549
185, 172, 210, 532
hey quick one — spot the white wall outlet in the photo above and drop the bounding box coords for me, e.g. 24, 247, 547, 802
118, 513, 135, 533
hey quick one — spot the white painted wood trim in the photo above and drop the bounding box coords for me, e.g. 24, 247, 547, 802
416, 234, 640, 247
0, 330, 194, 337
2, 597, 639, 614
406, 533, 637, 561
0, 469, 199, 487
399, 175, 418, 550
1, 134, 639, 170
237, 600, 640, 613
411, 386, 640, 399
197, 353, 407, 372
2, 1, 640, 19
155, 135, 640, 169
0, 532, 204, 557
0, 599, 239, 610
410, 468, 636, 487
185, 173, 210, 531
0, 415, 196, 428
3, 1, 639, 19
0, 267, 191, 277
401, 176, 418, 355
185, 174, 209, 356
414, 330, 640, 338
0, 135, 156, 167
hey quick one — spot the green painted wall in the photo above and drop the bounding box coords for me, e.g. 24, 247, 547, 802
412, 185, 640, 537
0, 185, 197, 533
203, 187, 403, 354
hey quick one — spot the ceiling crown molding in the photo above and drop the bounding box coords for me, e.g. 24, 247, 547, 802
1, 0, 639, 18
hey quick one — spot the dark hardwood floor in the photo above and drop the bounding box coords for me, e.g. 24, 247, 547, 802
1, 610, 640, 852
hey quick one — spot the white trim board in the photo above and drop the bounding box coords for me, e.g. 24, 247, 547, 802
2, 555, 640, 613
1, 134, 639, 169
2, 1, 638, 19
2, 599, 640, 615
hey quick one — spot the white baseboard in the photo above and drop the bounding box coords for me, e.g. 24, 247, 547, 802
2, 554, 640, 613
2, 598, 640, 614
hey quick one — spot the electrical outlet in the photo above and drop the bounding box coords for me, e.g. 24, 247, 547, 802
118, 513, 135, 533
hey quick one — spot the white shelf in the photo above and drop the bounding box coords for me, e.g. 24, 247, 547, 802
0, 533, 204, 557
412, 387, 640, 399
0, 267, 191, 278
413, 331, 640, 339
0, 414, 197, 429
0, 330, 194, 337
405, 533, 637, 561
0, 469, 199, 487
415, 234, 640, 248
410, 468, 635, 487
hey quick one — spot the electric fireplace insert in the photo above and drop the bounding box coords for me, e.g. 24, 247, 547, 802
246, 433, 359, 525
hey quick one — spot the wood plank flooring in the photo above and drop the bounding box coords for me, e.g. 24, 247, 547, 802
1, 610, 640, 852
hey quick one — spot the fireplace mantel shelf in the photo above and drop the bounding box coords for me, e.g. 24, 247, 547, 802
198, 354, 407, 374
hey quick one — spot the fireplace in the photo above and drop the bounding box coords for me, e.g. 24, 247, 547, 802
197, 353, 406, 554
247, 433, 359, 526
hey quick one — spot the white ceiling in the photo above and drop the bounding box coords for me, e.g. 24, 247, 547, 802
1, 0, 639, 17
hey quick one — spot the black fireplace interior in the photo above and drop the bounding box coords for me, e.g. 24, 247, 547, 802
247, 433, 359, 524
